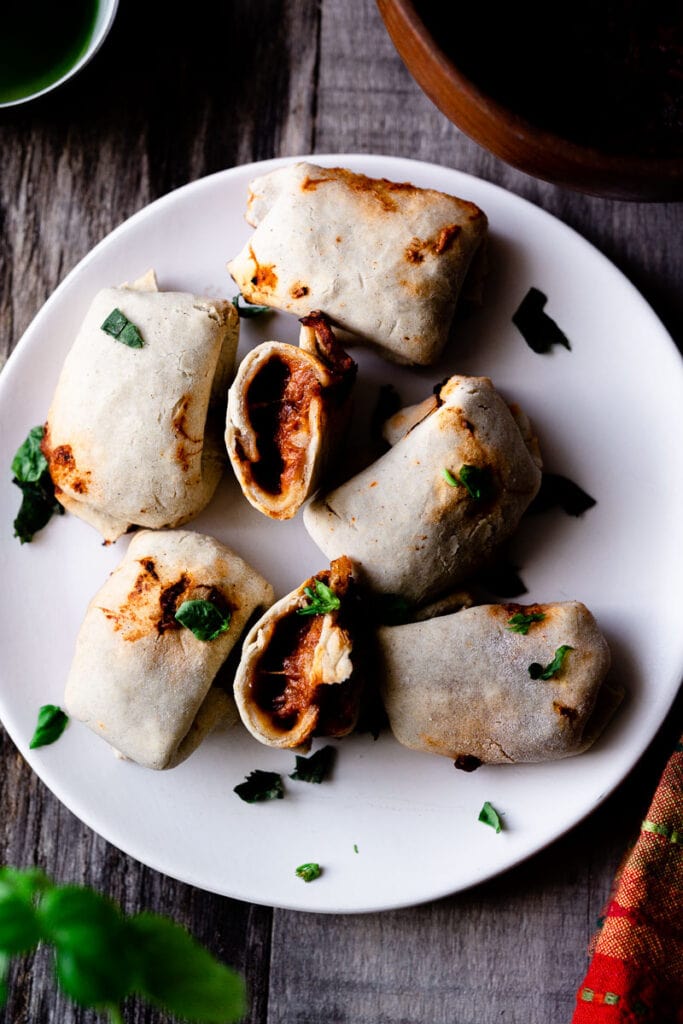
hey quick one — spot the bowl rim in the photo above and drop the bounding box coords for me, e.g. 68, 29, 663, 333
377, 0, 683, 200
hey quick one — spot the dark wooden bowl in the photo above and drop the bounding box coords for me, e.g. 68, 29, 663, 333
377, 0, 683, 202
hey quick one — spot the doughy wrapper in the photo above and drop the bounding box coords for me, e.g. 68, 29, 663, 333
304, 374, 542, 605
233, 556, 363, 748
377, 601, 616, 764
65, 529, 274, 770
227, 162, 488, 366
225, 314, 356, 519
42, 275, 239, 542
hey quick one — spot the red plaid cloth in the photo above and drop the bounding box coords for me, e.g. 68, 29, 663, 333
571, 736, 683, 1023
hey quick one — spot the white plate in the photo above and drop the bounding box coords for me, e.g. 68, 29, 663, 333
1, 154, 682, 914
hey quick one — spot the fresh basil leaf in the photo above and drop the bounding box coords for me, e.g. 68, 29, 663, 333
11, 426, 47, 482
0, 951, 8, 1009
13, 477, 64, 544
29, 705, 68, 749
529, 472, 596, 517
0, 867, 50, 903
289, 745, 335, 784
41, 887, 134, 1006
478, 802, 503, 833
233, 770, 284, 803
232, 293, 271, 318
506, 611, 546, 635
296, 579, 341, 616
295, 863, 322, 882
442, 465, 491, 500
528, 644, 574, 680
127, 912, 246, 1023
353, 844, 359, 854
512, 287, 571, 354
101, 308, 145, 348
175, 600, 231, 642
0, 894, 42, 954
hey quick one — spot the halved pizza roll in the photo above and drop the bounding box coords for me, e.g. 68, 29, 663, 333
304, 374, 542, 605
64, 529, 274, 769
225, 312, 356, 519
377, 601, 617, 765
42, 271, 239, 542
233, 556, 365, 748
228, 161, 488, 365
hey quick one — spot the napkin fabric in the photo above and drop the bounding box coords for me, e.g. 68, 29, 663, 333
571, 735, 683, 1023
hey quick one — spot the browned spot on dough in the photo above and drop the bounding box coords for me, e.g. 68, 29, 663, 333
405, 224, 462, 264
41, 428, 91, 495
157, 575, 190, 634
553, 701, 578, 722
290, 283, 309, 299
171, 395, 202, 472
139, 558, 158, 579
248, 245, 278, 290
335, 236, 342, 243
369, 481, 378, 487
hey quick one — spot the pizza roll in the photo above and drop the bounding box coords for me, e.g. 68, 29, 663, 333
42, 272, 239, 542
64, 529, 274, 769
228, 162, 488, 365
233, 556, 365, 749
225, 311, 356, 519
377, 601, 616, 765
304, 375, 542, 606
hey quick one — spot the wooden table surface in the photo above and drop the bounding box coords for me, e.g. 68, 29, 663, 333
1, 2, 681, 1022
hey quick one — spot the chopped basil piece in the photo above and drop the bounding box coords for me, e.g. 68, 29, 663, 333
295, 863, 322, 883
289, 745, 335, 784
233, 770, 284, 803
442, 465, 491, 500
296, 579, 341, 616
175, 600, 231, 641
478, 802, 503, 833
353, 844, 359, 854
529, 472, 596, 517
528, 644, 574, 680
11, 426, 64, 544
29, 705, 68, 749
101, 308, 145, 348
232, 293, 271, 318
506, 611, 546, 635
512, 287, 571, 354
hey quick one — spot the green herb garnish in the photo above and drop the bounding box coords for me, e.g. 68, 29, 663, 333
101, 308, 145, 348
529, 472, 596, 517
442, 465, 491, 500
0, 867, 246, 1021
295, 863, 322, 883
478, 802, 503, 833
528, 645, 574, 680
296, 580, 341, 616
506, 611, 546, 635
353, 844, 359, 854
11, 425, 64, 544
29, 705, 68, 749
233, 770, 284, 803
231, 294, 271, 318
175, 600, 231, 642
289, 745, 335, 784
512, 287, 571, 354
